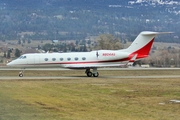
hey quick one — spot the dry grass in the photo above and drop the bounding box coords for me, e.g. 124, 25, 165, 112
0, 69, 180, 120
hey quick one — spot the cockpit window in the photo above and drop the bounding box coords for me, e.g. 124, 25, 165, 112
18, 56, 23, 59
18, 56, 27, 59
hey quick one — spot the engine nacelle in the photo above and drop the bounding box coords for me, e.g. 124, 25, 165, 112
97, 50, 129, 61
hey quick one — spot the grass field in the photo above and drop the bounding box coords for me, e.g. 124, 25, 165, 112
0, 69, 180, 120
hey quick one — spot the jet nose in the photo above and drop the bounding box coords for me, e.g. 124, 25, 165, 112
6, 61, 12, 66
6, 62, 10, 66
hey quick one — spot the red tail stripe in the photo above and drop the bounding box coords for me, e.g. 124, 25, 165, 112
129, 38, 154, 59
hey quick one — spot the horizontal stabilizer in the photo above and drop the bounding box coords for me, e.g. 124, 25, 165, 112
141, 31, 173, 36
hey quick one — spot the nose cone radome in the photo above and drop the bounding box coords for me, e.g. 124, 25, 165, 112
6, 62, 11, 66
6, 61, 13, 66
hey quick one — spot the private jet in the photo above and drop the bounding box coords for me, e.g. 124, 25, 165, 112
7, 31, 171, 77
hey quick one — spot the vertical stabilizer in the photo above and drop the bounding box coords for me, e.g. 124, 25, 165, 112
124, 31, 172, 59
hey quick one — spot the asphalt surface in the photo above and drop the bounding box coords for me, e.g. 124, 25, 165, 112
1, 67, 180, 71
1, 75, 180, 80
1, 67, 180, 80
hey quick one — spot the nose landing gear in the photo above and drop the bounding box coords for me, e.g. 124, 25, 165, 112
19, 69, 25, 77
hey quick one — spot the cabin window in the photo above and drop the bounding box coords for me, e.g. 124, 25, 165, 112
44, 58, 48, 61
52, 58, 56, 61
67, 58, 71, 61
74, 57, 78, 61
82, 57, 86, 60
60, 58, 63, 61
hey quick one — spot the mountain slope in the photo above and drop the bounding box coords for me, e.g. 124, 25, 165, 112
0, 0, 179, 42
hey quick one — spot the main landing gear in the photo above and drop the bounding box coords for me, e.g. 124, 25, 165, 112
85, 68, 99, 77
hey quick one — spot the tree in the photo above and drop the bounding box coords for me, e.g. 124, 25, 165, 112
15, 49, 21, 58
76, 40, 79, 46
7, 50, 11, 58
38, 45, 41, 50
28, 39, 31, 44
95, 34, 122, 50
83, 45, 87, 52
4, 51, 6, 58
87, 40, 91, 45
18, 39, 21, 44
22, 38, 26, 43
42, 43, 53, 52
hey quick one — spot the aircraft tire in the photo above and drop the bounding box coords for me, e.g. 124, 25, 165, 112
19, 73, 23, 77
93, 72, 99, 77
87, 72, 92, 77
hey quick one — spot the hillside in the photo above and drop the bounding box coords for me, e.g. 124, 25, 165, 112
0, 0, 179, 43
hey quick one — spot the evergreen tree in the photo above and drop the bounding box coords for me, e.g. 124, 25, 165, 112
7, 50, 11, 58
28, 39, 31, 44
83, 45, 87, 52
4, 51, 6, 58
22, 38, 26, 43
18, 39, 21, 44
15, 49, 21, 57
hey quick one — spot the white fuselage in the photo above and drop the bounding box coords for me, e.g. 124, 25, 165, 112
7, 50, 130, 68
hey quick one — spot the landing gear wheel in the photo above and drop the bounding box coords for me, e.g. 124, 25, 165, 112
85, 68, 99, 77
87, 72, 93, 77
93, 72, 99, 77
19, 70, 24, 77
19, 73, 23, 77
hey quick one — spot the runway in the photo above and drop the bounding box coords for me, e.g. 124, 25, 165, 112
1, 67, 180, 80
2, 67, 180, 71
1, 75, 180, 80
